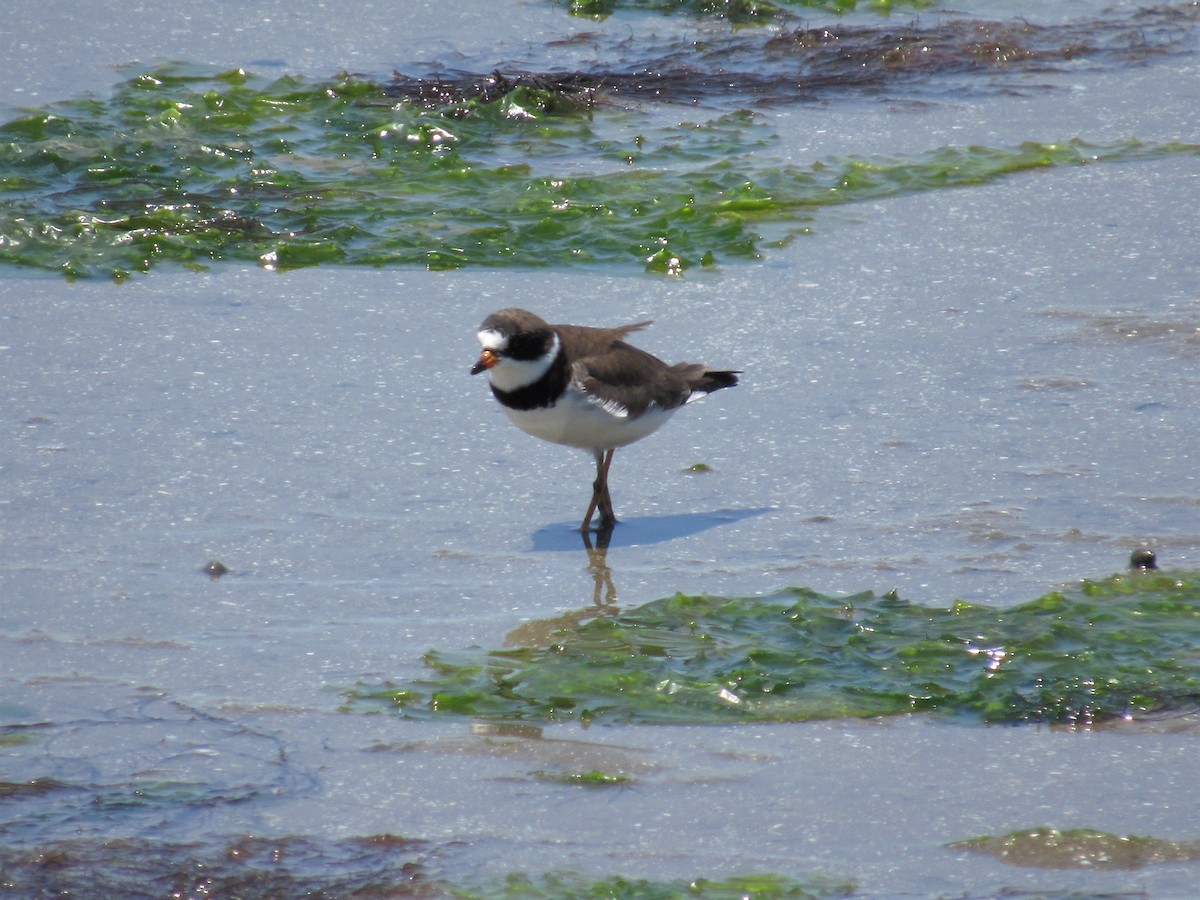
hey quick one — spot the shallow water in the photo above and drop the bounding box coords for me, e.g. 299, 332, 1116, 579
3, 0, 1200, 897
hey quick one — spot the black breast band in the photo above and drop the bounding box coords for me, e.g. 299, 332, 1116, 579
491, 349, 569, 411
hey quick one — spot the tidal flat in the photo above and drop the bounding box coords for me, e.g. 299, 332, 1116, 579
2, 1, 1199, 896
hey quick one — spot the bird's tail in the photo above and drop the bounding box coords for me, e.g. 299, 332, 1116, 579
672, 364, 740, 394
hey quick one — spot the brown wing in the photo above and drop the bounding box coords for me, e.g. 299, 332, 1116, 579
555, 320, 739, 416
553, 321, 683, 416
577, 345, 695, 416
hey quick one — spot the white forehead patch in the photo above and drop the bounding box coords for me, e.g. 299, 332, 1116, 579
477, 328, 508, 352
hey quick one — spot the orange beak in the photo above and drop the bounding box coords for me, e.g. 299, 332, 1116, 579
471, 348, 499, 375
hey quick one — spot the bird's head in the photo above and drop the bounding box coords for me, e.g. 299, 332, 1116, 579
471, 309, 559, 391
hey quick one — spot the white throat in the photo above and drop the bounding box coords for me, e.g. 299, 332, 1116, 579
481, 331, 560, 394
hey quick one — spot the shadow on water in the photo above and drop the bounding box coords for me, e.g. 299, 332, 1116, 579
529, 506, 772, 553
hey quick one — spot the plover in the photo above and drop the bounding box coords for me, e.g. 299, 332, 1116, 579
471, 307, 738, 531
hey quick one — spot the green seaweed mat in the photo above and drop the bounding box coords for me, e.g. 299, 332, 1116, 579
347, 571, 1200, 726
3, 64, 1196, 278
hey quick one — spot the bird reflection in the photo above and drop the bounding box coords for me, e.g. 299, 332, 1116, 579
581, 522, 617, 606
504, 523, 619, 647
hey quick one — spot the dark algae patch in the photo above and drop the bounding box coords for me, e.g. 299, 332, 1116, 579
0, 834, 436, 899
566, 0, 931, 22
0, 832, 852, 900
346, 571, 1200, 726
400, 9, 1197, 107
0, 5, 1195, 279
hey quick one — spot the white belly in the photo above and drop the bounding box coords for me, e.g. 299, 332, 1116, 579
504, 389, 676, 451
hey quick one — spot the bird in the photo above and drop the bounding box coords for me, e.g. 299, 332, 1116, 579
470, 307, 739, 532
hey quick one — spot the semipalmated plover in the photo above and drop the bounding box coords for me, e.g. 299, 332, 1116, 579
471, 308, 738, 531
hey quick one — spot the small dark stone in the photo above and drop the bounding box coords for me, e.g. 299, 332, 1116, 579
1129, 548, 1157, 571
203, 560, 230, 580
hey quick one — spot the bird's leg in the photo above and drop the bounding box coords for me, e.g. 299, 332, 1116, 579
581, 448, 618, 532
580, 449, 603, 532
596, 448, 617, 529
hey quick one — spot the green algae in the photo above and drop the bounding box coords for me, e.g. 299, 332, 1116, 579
2, 63, 1197, 278
346, 572, 1200, 726
531, 768, 634, 786
949, 827, 1200, 870
451, 871, 855, 898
